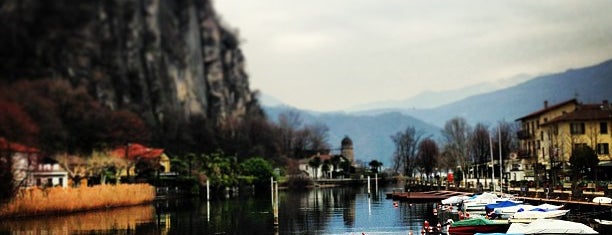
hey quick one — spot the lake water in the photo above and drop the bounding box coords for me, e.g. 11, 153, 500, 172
1, 185, 610, 234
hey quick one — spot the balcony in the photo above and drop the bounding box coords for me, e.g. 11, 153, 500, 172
517, 130, 532, 140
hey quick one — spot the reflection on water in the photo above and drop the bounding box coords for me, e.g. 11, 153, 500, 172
0, 204, 156, 234
2, 186, 609, 234
0, 186, 434, 234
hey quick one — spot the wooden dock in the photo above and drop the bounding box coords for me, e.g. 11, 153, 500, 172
386, 190, 471, 202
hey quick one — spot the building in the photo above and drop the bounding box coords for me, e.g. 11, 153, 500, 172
516, 99, 612, 183
298, 136, 355, 179
1, 138, 69, 188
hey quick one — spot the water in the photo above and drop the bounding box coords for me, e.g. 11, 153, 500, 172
0, 186, 610, 234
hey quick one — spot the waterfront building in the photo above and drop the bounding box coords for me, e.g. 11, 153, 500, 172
516, 99, 612, 183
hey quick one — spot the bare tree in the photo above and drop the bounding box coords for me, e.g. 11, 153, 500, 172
277, 110, 303, 158
441, 117, 472, 185
391, 126, 424, 177
493, 121, 518, 185
417, 138, 439, 180
470, 123, 490, 184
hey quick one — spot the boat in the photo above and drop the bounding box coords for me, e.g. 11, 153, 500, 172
448, 217, 510, 235
491, 203, 564, 219
592, 196, 612, 204
509, 209, 570, 222
594, 219, 612, 225
506, 218, 598, 234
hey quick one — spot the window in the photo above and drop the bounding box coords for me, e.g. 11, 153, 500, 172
597, 143, 609, 155
570, 122, 585, 135
601, 122, 609, 134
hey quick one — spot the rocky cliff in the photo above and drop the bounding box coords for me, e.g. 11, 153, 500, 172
0, 0, 259, 144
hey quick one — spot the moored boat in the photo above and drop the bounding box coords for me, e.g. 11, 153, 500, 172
448, 217, 510, 235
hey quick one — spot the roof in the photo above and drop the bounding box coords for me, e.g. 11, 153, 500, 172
542, 103, 612, 125
298, 153, 336, 164
515, 99, 578, 121
110, 143, 164, 160
0, 138, 39, 153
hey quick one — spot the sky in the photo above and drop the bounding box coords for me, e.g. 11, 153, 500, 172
214, 0, 612, 112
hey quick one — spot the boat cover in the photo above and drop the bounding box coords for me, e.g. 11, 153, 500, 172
507, 219, 598, 234
451, 218, 502, 227
485, 200, 521, 211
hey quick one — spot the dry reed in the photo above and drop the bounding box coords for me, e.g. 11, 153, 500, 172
0, 184, 155, 218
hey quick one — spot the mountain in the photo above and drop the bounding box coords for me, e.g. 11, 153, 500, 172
0, 0, 260, 148
264, 106, 441, 167
262, 58, 612, 166
402, 59, 612, 127
347, 74, 531, 111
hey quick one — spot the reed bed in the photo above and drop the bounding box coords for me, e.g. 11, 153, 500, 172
0, 184, 155, 218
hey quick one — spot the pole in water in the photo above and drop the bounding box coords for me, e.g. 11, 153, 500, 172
367, 175, 371, 197
206, 179, 210, 201
375, 173, 378, 194
274, 180, 279, 226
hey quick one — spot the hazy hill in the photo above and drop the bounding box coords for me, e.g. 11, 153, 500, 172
402, 59, 612, 127
262, 58, 612, 166
263, 106, 441, 167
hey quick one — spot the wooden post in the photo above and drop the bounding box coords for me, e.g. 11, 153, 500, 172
271, 177, 279, 226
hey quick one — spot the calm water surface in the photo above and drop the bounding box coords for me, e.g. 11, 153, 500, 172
1, 186, 610, 234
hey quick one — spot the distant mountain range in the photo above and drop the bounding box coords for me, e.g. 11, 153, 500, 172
261, 59, 612, 166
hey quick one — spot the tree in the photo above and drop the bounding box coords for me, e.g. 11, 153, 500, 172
277, 110, 302, 158
492, 121, 518, 184
441, 117, 471, 184
391, 126, 424, 177
368, 160, 383, 174
470, 123, 490, 183
417, 138, 438, 180
308, 156, 321, 179
569, 145, 599, 182
239, 157, 275, 187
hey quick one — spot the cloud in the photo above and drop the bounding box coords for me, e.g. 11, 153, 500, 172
215, 0, 612, 111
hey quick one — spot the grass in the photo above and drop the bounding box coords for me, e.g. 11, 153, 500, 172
0, 184, 155, 218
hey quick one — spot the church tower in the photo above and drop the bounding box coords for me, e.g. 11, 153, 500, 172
341, 135, 354, 164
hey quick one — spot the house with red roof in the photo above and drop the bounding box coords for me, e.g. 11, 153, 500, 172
1, 138, 68, 188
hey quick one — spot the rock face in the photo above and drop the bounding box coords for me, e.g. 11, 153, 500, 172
0, 0, 259, 139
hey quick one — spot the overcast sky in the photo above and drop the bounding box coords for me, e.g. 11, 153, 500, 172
214, 0, 612, 112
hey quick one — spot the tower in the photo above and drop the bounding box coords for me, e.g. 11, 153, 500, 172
341, 135, 354, 164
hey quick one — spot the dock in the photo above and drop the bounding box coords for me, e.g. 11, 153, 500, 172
386, 190, 471, 202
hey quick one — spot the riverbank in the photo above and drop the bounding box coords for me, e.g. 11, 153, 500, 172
0, 184, 155, 218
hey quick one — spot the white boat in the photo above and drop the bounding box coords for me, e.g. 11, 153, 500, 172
510, 209, 570, 220
506, 218, 598, 234
592, 196, 612, 204
494, 203, 564, 215
594, 219, 612, 225
441, 195, 469, 205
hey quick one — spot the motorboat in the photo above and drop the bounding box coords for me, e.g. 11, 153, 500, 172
592, 196, 612, 204
448, 217, 510, 235
509, 209, 570, 222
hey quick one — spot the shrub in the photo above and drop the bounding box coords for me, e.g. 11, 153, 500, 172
0, 184, 155, 218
